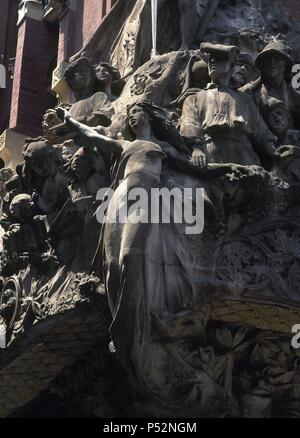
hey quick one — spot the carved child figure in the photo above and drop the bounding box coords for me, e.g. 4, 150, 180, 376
21, 138, 70, 218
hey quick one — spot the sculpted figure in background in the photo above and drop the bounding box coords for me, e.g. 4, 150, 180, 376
180, 43, 280, 166
3, 194, 41, 255
21, 139, 69, 218
1, 175, 26, 222
56, 101, 255, 399
60, 139, 80, 169
231, 53, 256, 89
49, 145, 109, 270
63, 57, 118, 127
262, 97, 290, 145
174, 54, 209, 109
241, 41, 300, 129
0, 168, 14, 200
261, 97, 300, 182
67, 146, 109, 200
2, 194, 53, 275
95, 62, 121, 102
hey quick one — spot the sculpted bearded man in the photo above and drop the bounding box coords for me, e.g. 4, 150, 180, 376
180, 43, 280, 167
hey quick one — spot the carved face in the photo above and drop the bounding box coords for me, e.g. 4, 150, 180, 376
70, 148, 93, 179
261, 54, 286, 80
128, 105, 150, 133
10, 195, 36, 222
62, 140, 80, 165
95, 65, 112, 87
208, 54, 233, 84
24, 141, 59, 178
232, 62, 251, 88
71, 65, 94, 91
267, 106, 289, 137
30, 153, 56, 178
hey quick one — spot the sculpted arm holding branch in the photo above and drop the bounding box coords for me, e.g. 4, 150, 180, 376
56, 108, 123, 158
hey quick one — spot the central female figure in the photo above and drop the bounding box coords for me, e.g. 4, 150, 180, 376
57, 101, 246, 395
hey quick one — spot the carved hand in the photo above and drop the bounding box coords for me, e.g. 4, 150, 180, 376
56, 107, 71, 124
264, 142, 281, 160
191, 149, 207, 168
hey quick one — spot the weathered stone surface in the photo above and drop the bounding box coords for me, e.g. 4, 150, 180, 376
1, 0, 300, 418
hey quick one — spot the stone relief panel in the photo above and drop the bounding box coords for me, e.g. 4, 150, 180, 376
1, 0, 300, 418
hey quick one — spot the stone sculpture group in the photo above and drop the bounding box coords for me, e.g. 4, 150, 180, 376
1, 0, 300, 418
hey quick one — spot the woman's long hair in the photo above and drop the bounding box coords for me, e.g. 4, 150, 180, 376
127, 100, 190, 156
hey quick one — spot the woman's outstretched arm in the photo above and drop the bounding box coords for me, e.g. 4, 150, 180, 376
164, 144, 252, 179
56, 107, 123, 156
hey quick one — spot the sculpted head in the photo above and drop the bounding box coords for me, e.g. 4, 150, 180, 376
64, 57, 97, 94
190, 58, 209, 89
255, 41, 293, 82
70, 147, 95, 180
9, 194, 36, 223
126, 100, 189, 154
95, 62, 120, 89
127, 103, 151, 134
200, 43, 239, 86
23, 138, 60, 178
231, 53, 254, 88
262, 98, 289, 139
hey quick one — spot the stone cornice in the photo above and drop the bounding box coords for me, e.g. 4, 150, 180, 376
17, 1, 44, 26
43, 0, 70, 23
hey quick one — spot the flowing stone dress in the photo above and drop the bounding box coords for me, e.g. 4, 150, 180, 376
102, 139, 197, 390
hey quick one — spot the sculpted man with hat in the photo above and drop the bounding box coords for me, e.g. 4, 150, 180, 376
241, 40, 300, 129
180, 43, 279, 167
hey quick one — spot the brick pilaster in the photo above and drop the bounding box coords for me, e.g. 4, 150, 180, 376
9, 10, 58, 137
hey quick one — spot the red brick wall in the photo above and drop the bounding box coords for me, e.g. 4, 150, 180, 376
82, 0, 118, 48
284, 0, 300, 21
0, 0, 11, 132
82, 0, 105, 47
57, 0, 117, 63
57, 5, 79, 63
0, 0, 19, 133
9, 18, 58, 137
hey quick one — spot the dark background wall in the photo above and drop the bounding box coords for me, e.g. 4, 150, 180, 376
285, 0, 300, 21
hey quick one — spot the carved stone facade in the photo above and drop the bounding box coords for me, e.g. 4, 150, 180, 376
1, 0, 300, 419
